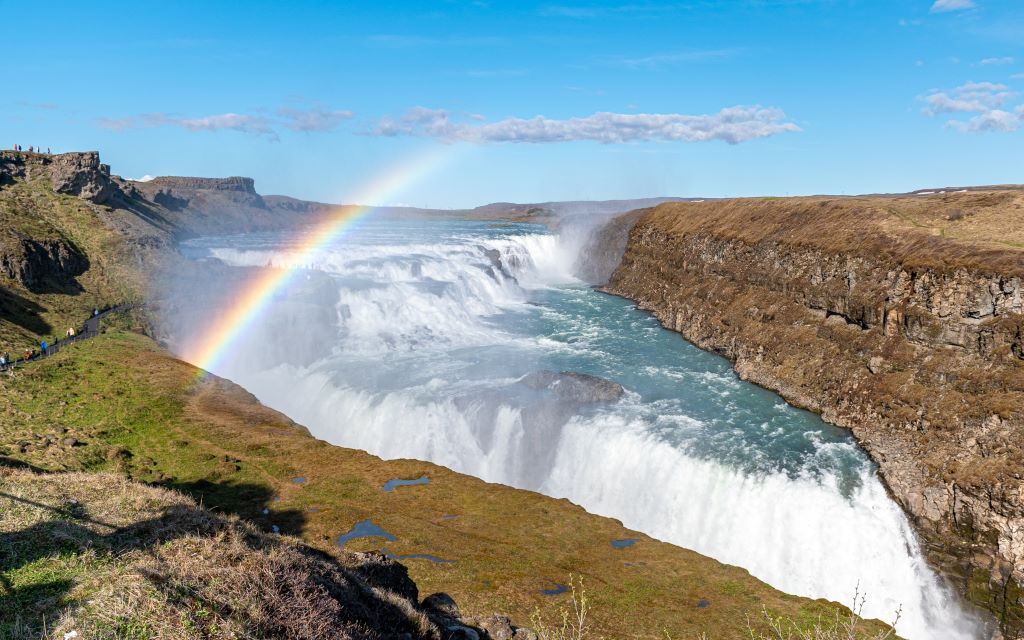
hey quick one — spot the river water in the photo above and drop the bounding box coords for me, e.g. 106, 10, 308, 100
170, 217, 980, 639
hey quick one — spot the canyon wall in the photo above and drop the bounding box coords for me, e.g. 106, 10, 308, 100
597, 191, 1024, 634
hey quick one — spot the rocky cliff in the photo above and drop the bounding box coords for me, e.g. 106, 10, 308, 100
597, 191, 1024, 634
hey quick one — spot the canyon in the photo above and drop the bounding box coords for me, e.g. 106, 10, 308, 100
594, 193, 1024, 634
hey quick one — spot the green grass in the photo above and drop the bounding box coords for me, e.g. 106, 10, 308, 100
0, 331, 897, 639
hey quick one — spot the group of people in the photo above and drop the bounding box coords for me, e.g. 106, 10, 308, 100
11, 144, 50, 154
1, 308, 102, 372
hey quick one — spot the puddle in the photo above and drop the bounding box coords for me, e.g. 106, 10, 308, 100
697, 599, 710, 609
441, 514, 459, 520
307, 506, 320, 513
292, 477, 307, 484
610, 538, 637, 549
383, 475, 430, 492
336, 519, 397, 547
542, 583, 569, 596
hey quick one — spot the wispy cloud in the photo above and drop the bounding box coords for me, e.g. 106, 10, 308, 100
922, 81, 1023, 133
980, 56, 1015, 66
17, 101, 57, 110
600, 48, 740, 68
930, 0, 976, 12
458, 68, 528, 78
538, 3, 689, 18
276, 106, 354, 132
368, 105, 800, 144
365, 34, 506, 47
96, 104, 353, 139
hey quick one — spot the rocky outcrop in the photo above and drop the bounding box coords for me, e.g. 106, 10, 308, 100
49, 151, 120, 204
0, 233, 88, 292
521, 370, 625, 404
599, 194, 1024, 635
143, 176, 258, 193
572, 208, 647, 285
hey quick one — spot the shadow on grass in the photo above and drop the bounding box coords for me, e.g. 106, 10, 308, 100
0, 286, 52, 336
161, 478, 307, 536
0, 457, 47, 473
0, 475, 459, 639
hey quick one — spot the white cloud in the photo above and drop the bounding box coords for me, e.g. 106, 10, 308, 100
369, 106, 800, 144
930, 0, 976, 12
922, 81, 1023, 133
96, 105, 353, 138
980, 57, 1015, 65
950, 109, 1022, 133
174, 113, 276, 135
276, 106, 354, 132
922, 81, 1013, 114
130, 175, 155, 182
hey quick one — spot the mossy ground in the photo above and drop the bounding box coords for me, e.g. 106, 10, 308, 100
0, 330, 896, 639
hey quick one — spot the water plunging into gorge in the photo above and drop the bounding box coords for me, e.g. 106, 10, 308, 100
166, 217, 980, 640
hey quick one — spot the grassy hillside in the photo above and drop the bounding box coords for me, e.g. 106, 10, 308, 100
0, 331, 893, 639
0, 152, 174, 351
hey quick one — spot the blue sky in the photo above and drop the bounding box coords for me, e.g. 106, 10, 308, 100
4, 0, 1022, 208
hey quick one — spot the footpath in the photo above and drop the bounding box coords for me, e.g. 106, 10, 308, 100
1, 303, 141, 371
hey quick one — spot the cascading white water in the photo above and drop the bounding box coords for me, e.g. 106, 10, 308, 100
170, 218, 982, 640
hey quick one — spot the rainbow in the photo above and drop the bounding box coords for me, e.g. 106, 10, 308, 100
184, 145, 461, 375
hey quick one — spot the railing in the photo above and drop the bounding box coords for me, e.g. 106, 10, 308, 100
0, 303, 143, 372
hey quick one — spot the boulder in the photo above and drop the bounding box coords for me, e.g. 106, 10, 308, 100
521, 370, 625, 404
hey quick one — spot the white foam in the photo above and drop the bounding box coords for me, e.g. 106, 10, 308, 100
178, 224, 981, 640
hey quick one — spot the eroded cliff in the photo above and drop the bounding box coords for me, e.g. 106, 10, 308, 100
598, 190, 1024, 634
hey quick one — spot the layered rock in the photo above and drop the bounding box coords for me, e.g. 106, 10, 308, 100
597, 192, 1024, 634
0, 233, 88, 292
49, 151, 119, 204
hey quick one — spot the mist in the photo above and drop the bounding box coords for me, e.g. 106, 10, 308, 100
154, 205, 980, 640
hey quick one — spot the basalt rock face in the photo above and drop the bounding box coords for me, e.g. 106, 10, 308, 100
572, 208, 647, 285
599, 194, 1024, 635
49, 151, 120, 204
0, 234, 88, 292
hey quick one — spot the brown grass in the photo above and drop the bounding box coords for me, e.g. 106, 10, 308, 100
644, 190, 1024, 277
0, 467, 443, 639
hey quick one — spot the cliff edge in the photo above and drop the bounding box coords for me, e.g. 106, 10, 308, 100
599, 190, 1024, 634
